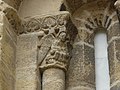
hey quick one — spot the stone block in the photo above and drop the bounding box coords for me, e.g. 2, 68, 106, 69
108, 40, 116, 84
16, 67, 37, 90
84, 45, 95, 85
107, 22, 120, 41
16, 34, 37, 68
16, 34, 38, 90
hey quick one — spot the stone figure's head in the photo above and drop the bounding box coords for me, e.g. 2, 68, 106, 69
58, 31, 66, 41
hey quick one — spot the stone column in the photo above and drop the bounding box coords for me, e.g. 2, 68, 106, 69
107, 19, 120, 89
42, 68, 65, 90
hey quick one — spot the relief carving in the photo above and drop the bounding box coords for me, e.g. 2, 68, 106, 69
22, 12, 69, 35
39, 31, 70, 72
33, 12, 71, 72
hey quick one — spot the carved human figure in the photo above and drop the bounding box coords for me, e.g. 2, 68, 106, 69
40, 31, 69, 71
39, 31, 69, 90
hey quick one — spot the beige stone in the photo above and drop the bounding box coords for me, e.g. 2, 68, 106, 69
42, 68, 65, 90
1, 0, 120, 90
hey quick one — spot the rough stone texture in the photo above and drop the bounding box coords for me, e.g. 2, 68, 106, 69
108, 39, 120, 89
42, 68, 65, 90
64, 0, 116, 14
66, 44, 95, 90
18, 0, 63, 18
0, 12, 17, 90
15, 34, 38, 90
1, 0, 120, 90
108, 22, 120, 42
110, 82, 120, 90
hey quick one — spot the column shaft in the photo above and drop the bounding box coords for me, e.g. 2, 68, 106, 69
42, 68, 65, 90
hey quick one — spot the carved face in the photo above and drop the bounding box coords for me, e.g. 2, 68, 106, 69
58, 32, 66, 41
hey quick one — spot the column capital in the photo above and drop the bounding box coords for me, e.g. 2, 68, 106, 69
22, 11, 70, 36
33, 12, 73, 72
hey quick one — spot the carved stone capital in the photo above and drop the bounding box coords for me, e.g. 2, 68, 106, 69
39, 32, 70, 72
33, 12, 72, 72
22, 11, 70, 36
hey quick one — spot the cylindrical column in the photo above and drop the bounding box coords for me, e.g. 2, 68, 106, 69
108, 22, 120, 89
42, 68, 65, 90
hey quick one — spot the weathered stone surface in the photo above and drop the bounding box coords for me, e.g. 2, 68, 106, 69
66, 43, 95, 90
0, 12, 17, 90
110, 81, 120, 90
0, 1, 22, 35
108, 40, 115, 84
108, 22, 120, 42
15, 34, 38, 90
108, 39, 120, 88
1, 0, 120, 90
42, 68, 65, 90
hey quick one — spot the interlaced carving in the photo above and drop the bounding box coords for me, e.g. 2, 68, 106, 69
39, 31, 70, 72
34, 12, 71, 72
22, 12, 70, 36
